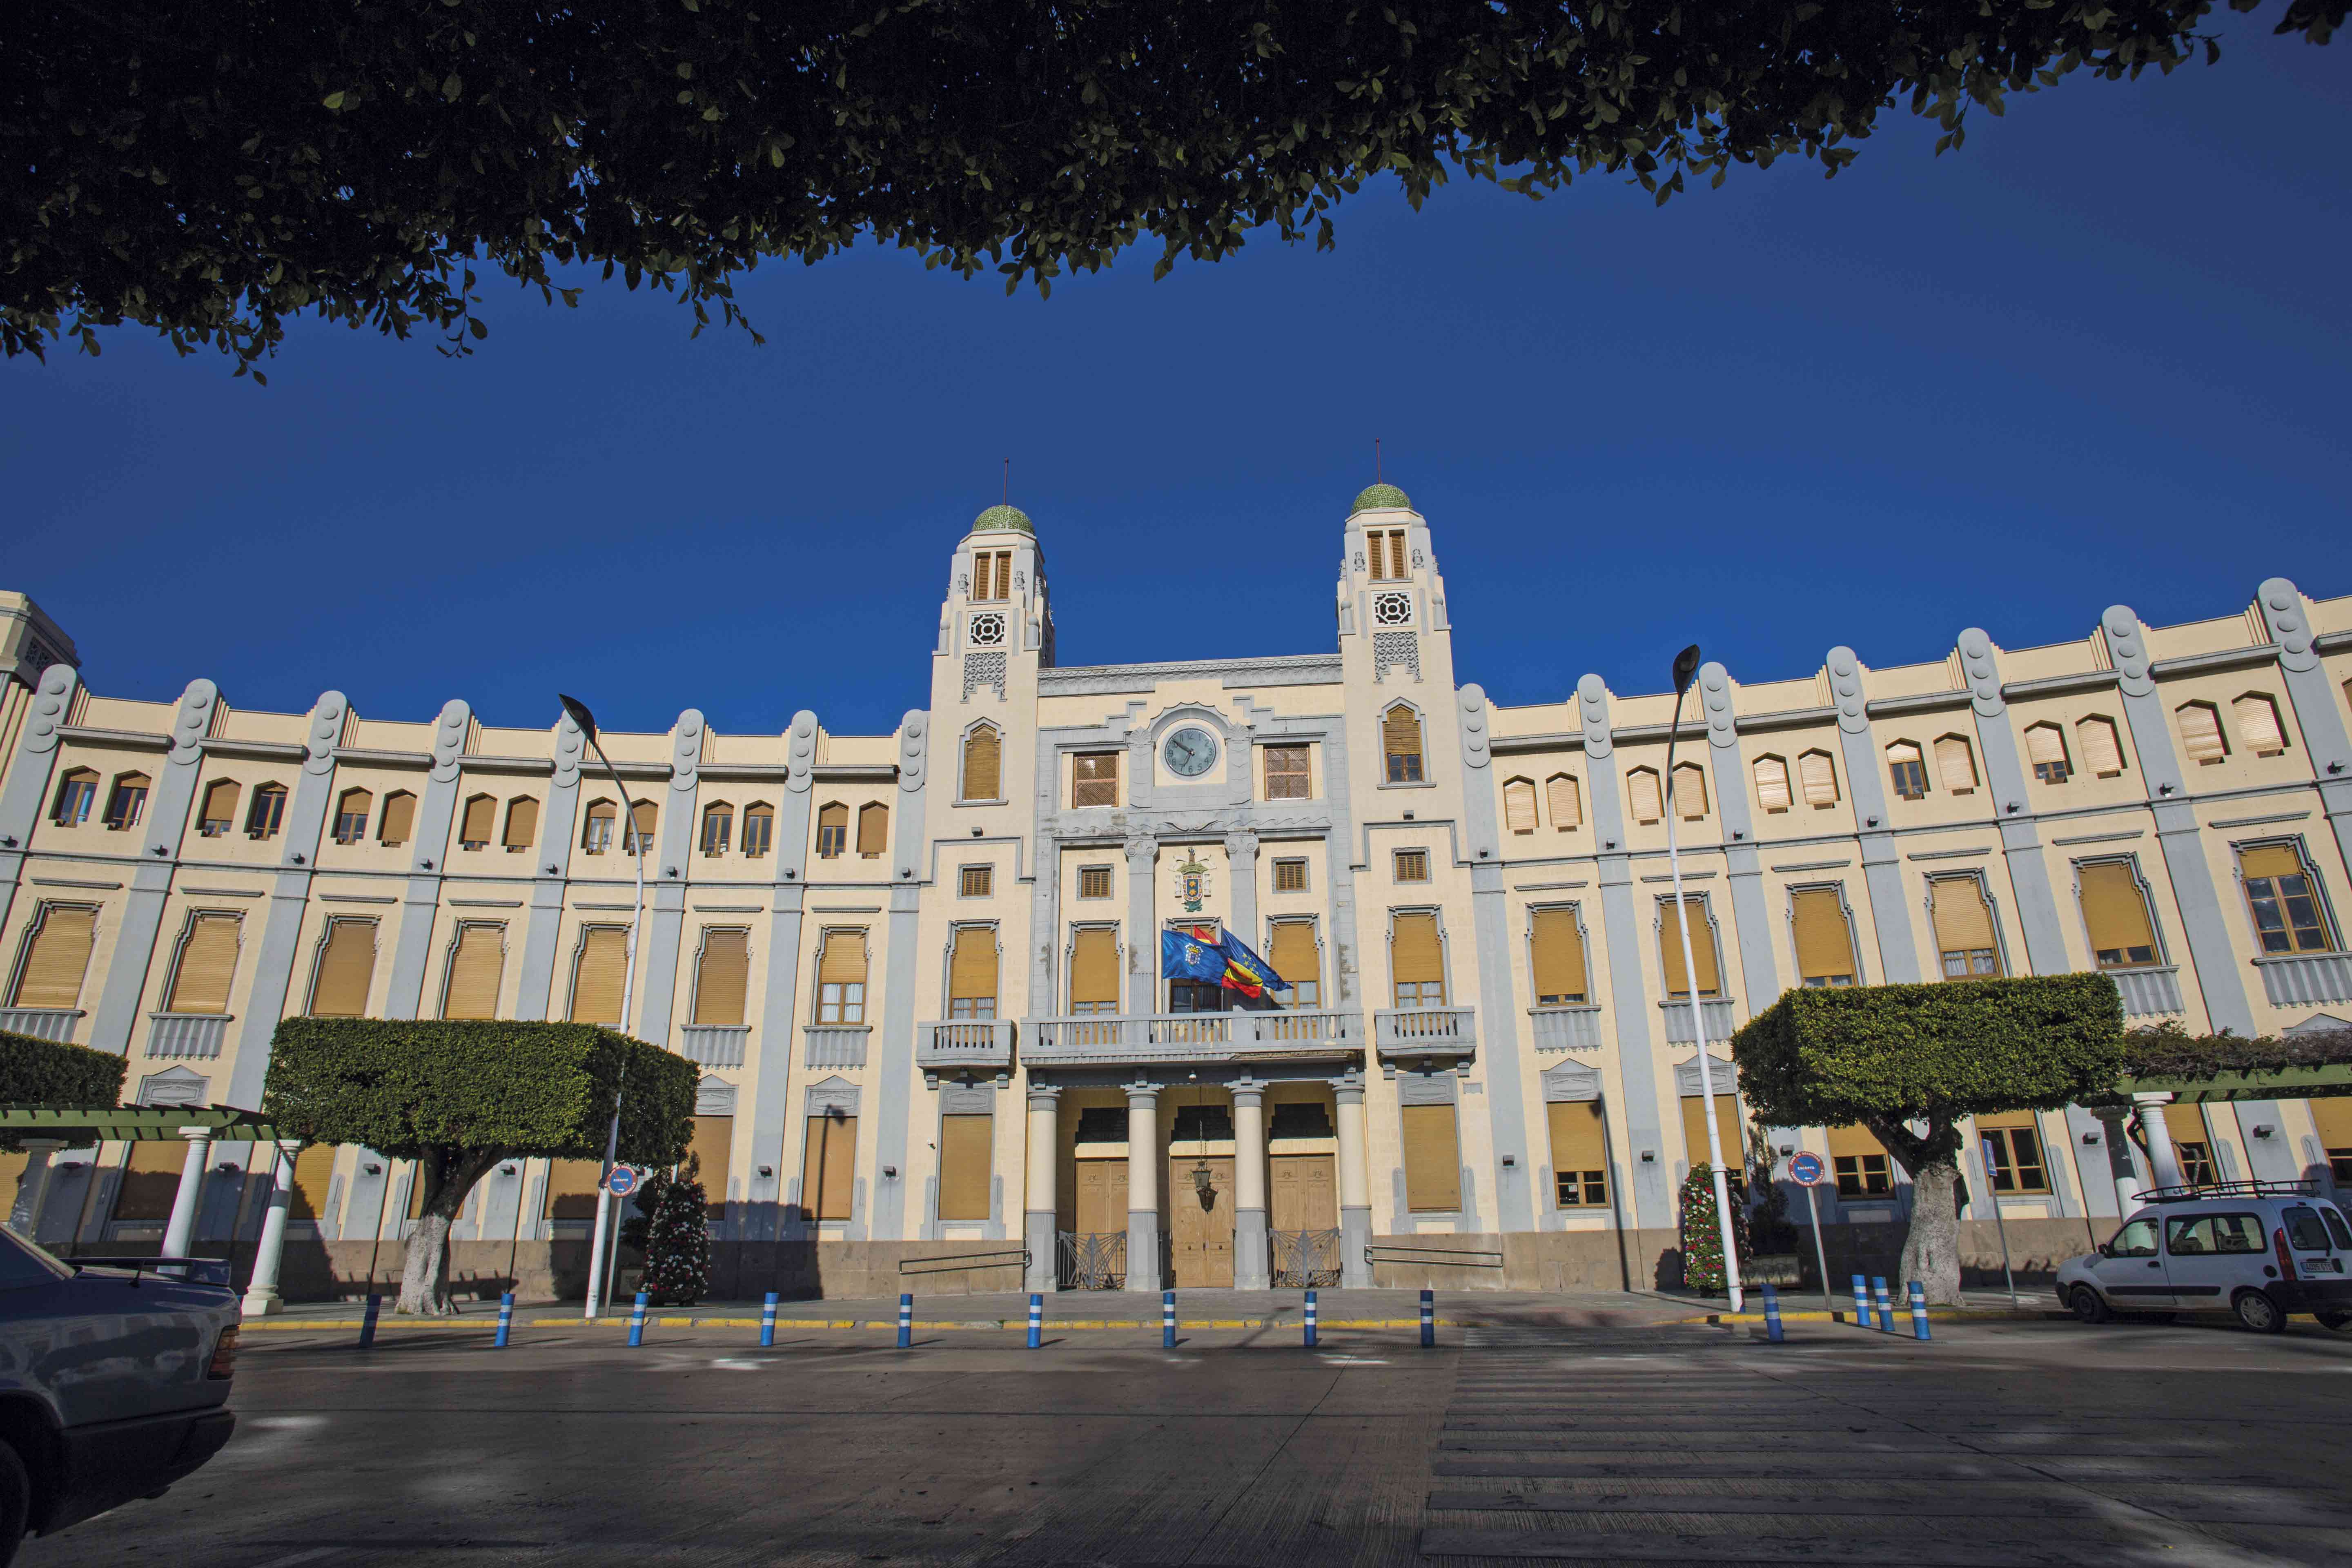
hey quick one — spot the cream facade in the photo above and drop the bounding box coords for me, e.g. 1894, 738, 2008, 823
4, 488, 2352, 1298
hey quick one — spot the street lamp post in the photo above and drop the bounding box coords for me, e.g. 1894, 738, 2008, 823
560, 694, 646, 1321
1662, 645, 1745, 1314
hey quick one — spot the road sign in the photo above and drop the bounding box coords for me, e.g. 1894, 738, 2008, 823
604, 1165, 641, 1196
1788, 1151, 1826, 1187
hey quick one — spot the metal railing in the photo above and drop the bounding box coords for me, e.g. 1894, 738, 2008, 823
1056, 1231, 1126, 1290
1364, 1243, 1504, 1270
1270, 1228, 1342, 1288
676, 1024, 749, 1067
898, 1248, 1028, 1277
145, 1013, 230, 1060
802, 1025, 871, 1069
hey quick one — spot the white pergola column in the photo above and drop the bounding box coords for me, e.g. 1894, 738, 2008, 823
160, 1127, 214, 1260
7, 1140, 67, 1237
1023, 1085, 1059, 1292
1125, 1081, 1163, 1292
1231, 1080, 1270, 1290
241, 1140, 303, 1318
1333, 1072, 1373, 1288
2133, 1091, 2186, 1192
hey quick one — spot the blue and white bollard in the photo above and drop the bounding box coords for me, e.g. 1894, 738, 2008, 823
359, 1292, 381, 1349
494, 1291, 515, 1349
1871, 1276, 1895, 1334
1027, 1292, 1043, 1350
898, 1292, 913, 1349
1420, 1288, 1435, 1349
1908, 1279, 1932, 1341
1304, 1289, 1319, 1349
1850, 1274, 1869, 1327
1163, 1290, 1176, 1350
760, 1291, 778, 1348
1762, 1283, 1784, 1344
628, 1290, 649, 1347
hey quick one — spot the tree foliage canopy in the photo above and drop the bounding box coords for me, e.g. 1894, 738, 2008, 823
4, 0, 2338, 377
2122, 1020, 2352, 1080
0, 1028, 129, 1153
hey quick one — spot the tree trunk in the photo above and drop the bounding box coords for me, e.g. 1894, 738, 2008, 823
395, 1148, 507, 1315
1864, 1115, 1966, 1307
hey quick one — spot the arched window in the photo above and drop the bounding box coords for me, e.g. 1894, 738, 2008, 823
200, 779, 242, 837
701, 802, 734, 856
1546, 774, 1582, 830
50, 768, 97, 826
377, 789, 416, 846
962, 724, 1002, 801
333, 787, 373, 845
1886, 741, 1928, 800
2076, 716, 2125, 777
1502, 777, 1538, 835
741, 802, 774, 858
2235, 693, 2288, 757
1669, 762, 1708, 820
458, 793, 496, 850
2024, 723, 2071, 785
1933, 735, 1978, 795
581, 798, 616, 854
245, 782, 287, 840
102, 771, 151, 831
1798, 749, 1840, 807
624, 800, 655, 854
1753, 756, 1791, 813
857, 801, 890, 858
816, 802, 848, 858
502, 796, 539, 852
1626, 767, 1663, 824
2177, 701, 2227, 764
1381, 705, 1424, 784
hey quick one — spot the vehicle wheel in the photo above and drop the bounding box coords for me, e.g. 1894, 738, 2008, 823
2070, 1286, 2112, 1324
2317, 1310, 2352, 1332
2232, 1288, 2287, 1334
0, 1437, 30, 1568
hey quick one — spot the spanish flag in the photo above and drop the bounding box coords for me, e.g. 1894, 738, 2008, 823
1208, 927, 1287, 1000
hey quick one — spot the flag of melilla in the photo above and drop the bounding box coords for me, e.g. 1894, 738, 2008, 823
1160, 926, 1287, 1000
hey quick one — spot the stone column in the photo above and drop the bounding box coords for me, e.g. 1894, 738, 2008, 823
1125, 1081, 1163, 1292
161, 1127, 214, 1259
1231, 1079, 1270, 1290
241, 1140, 303, 1317
1333, 1072, 1373, 1287
2132, 1092, 2186, 1192
1023, 1085, 1059, 1292
7, 1140, 66, 1236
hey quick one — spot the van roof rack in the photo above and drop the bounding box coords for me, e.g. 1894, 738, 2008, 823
2130, 1178, 2323, 1205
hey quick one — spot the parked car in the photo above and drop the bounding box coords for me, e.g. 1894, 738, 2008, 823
0, 1225, 238, 1566
2056, 1179, 2352, 1333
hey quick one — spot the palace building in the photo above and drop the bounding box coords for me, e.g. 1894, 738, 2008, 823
1, 493, 2350, 1301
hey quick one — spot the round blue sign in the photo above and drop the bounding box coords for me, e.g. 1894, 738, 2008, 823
1787, 1151, 1826, 1187
604, 1165, 641, 1196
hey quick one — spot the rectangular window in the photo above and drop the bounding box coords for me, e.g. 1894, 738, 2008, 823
2078, 860, 2160, 968
1979, 1114, 2050, 1194
1659, 895, 1720, 998
1392, 848, 1429, 884
973, 550, 1011, 602
1077, 864, 1112, 900
1679, 1093, 1744, 1175
959, 864, 993, 898
1390, 912, 1445, 1008
1382, 707, 1424, 784
962, 727, 1002, 801
51, 773, 96, 826
1368, 528, 1408, 581
1072, 752, 1119, 808
1791, 888, 1857, 987
1272, 858, 1308, 893
948, 926, 998, 1020
164, 912, 241, 1014
1828, 1124, 1891, 1197
2163, 1103, 2216, 1187
800, 1111, 856, 1220
817, 930, 867, 1024
701, 807, 732, 856
741, 806, 773, 859
816, 803, 847, 859
568, 927, 627, 1025
308, 918, 377, 1018
1547, 1100, 1608, 1208
2239, 843, 2335, 954
442, 922, 504, 1019
1263, 744, 1311, 800
1931, 877, 2002, 978
938, 1112, 993, 1222
1269, 920, 1319, 1008
1401, 1102, 1461, 1211
692, 929, 750, 1027
9, 904, 96, 1010
1069, 927, 1120, 1014
2312, 1098, 2352, 1185
581, 807, 614, 854
103, 774, 149, 831
1529, 907, 1588, 1005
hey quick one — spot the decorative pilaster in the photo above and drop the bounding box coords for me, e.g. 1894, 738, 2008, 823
1956, 630, 2071, 976
384, 699, 471, 1019
869, 709, 931, 1242
227, 690, 345, 1108
1581, 675, 1671, 1231
90, 678, 219, 1056
630, 708, 704, 1044
743, 709, 819, 1240
1828, 648, 1922, 984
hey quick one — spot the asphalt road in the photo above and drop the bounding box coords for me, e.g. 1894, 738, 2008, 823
24, 1313, 2352, 1568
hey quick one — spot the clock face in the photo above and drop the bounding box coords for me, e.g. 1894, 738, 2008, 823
1163, 726, 1220, 779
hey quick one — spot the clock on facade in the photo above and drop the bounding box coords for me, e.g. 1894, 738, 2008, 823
1163, 726, 1219, 778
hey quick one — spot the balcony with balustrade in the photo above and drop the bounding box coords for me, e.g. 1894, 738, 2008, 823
1658, 997, 1739, 1045
146, 1013, 230, 1059
675, 1024, 750, 1067
917, 1020, 1016, 1084
1373, 1005, 1477, 1073
1020, 1009, 1363, 1069
0, 1009, 81, 1044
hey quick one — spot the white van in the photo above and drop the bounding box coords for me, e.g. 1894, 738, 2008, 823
2055, 1179, 2352, 1333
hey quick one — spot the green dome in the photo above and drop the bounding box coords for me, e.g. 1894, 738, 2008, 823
1349, 483, 1411, 514
973, 503, 1035, 535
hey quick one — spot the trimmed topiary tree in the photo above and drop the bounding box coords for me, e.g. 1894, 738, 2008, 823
621, 1154, 710, 1307
261, 1019, 695, 1315
1733, 975, 2125, 1305
0, 1028, 128, 1149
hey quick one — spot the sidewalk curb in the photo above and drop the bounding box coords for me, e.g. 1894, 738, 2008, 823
242, 1315, 1475, 1333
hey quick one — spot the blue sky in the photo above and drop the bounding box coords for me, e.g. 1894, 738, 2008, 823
4, 19, 2345, 740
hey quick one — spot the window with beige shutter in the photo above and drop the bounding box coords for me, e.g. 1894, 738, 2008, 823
626, 800, 656, 854
1626, 767, 1663, 824
2235, 694, 2288, 756
692, 929, 750, 1027
50, 769, 96, 826
949, 927, 998, 1020
1548, 1101, 1608, 1208
245, 782, 287, 839
817, 929, 868, 1022
1502, 777, 1538, 835
1658, 895, 1720, 998
102, 772, 150, 832
741, 804, 773, 858
2311, 1098, 2352, 1183
580, 799, 615, 854
1272, 858, 1307, 893
1263, 745, 1310, 800
1887, 741, 1928, 800
442, 922, 504, 1019
1791, 888, 1857, 987
308, 918, 377, 1017
855, 802, 889, 858
1401, 1103, 1461, 1211
1529, 907, 1588, 1005
2077, 716, 2126, 777
1753, 756, 1791, 813
2178, 701, 2227, 764
1078, 864, 1113, 900
379, 790, 416, 846
568, 927, 627, 1024
9, 904, 96, 1010
1828, 1123, 1891, 1196
699, 802, 732, 856
1368, 528, 1408, 582
1547, 774, 1583, 829
164, 913, 241, 1013
2077, 860, 2160, 969
287, 1142, 339, 1222
2238, 842, 2335, 954
689, 1115, 733, 1218
1679, 1093, 1744, 1174
2024, 723, 2071, 784
1934, 735, 1978, 794
800, 1111, 856, 1220
1382, 705, 1424, 784
1392, 848, 1430, 884
543, 1158, 605, 1223
503, 796, 539, 853
1670, 762, 1708, 820
1069, 927, 1120, 1014
938, 1111, 993, 1221
1391, 913, 1445, 1007
1072, 752, 1118, 808
114, 1140, 186, 1223
1269, 921, 1319, 1007
963, 725, 1001, 801
202, 779, 243, 837
457, 794, 494, 849
816, 802, 847, 858
1930, 876, 2002, 978
959, 864, 993, 898
973, 549, 1011, 602
1798, 750, 1840, 807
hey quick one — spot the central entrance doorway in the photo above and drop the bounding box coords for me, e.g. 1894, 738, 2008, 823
1169, 1154, 1235, 1286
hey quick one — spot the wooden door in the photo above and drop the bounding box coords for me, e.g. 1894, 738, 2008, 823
1169, 1155, 1236, 1286
1074, 1158, 1129, 1238
1270, 1154, 1338, 1232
